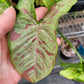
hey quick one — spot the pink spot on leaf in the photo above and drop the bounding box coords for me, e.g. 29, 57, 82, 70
23, 66, 34, 75
58, 4, 64, 7
21, 8, 29, 14
21, 55, 25, 58
39, 40, 46, 45
24, 24, 32, 30
46, 50, 54, 56
36, 49, 45, 59
17, 53, 21, 56
50, 10, 59, 18
22, 66, 34, 82
19, 63, 23, 67
32, 37, 37, 42
39, 27, 42, 30
14, 58, 17, 60
30, 47, 32, 49
10, 29, 21, 41
42, 41, 46, 45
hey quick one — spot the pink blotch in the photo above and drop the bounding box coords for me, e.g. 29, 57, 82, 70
39, 40, 41, 44
36, 49, 45, 59
46, 50, 54, 56
30, 47, 32, 49
16, 22, 19, 24
17, 53, 21, 56
22, 66, 34, 82
58, 4, 64, 7
19, 63, 23, 66
32, 37, 37, 42
39, 27, 42, 30
14, 58, 17, 60
23, 46, 26, 48
24, 24, 32, 30
10, 29, 21, 41
21, 8, 29, 14
50, 10, 59, 18
39, 40, 46, 45
21, 55, 25, 58
23, 66, 34, 75
42, 41, 46, 45
31, 53, 33, 55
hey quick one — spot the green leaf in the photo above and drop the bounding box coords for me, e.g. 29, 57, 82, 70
35, 0, 57, 8
35, 0, 44, 6
60, 68, 84, 82
59, 61, 81, 70
42, 0, 58, 9
57, 54, 82, 69
0, 0, 9, 14
7, 0, 77, 83
5, 0, 11, 5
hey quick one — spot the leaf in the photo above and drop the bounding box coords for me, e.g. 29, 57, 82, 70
8, 8, 58, 84
42, 0, 58, 9
60, 62, 81, 70
5, 0, 11, 5
57, 54, 82, 69
0, 0, 9, 14
60, 68, 84, 82
57, 29, 84, 82
35, 0, 58, 8
7, 0, 77, 83
35, 0, 44, 6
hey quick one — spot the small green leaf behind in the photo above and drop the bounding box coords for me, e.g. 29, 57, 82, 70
57, 54, 82, 70
42, 0, 58, 9
60, 68, 84, 82
35, 0, 44, 6
58, 54, 84, 82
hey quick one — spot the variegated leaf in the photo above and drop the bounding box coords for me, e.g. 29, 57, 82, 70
7, 0, 77, 83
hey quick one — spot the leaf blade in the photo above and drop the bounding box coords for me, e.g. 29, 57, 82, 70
0, 0, 9, 14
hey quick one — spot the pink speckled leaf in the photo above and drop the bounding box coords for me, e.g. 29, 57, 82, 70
7, 0, 77, 83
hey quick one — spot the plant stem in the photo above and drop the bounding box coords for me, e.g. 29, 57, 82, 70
57, 29, 83, 63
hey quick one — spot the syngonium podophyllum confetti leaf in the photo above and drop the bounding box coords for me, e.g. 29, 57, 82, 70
0, 0, 77, 83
